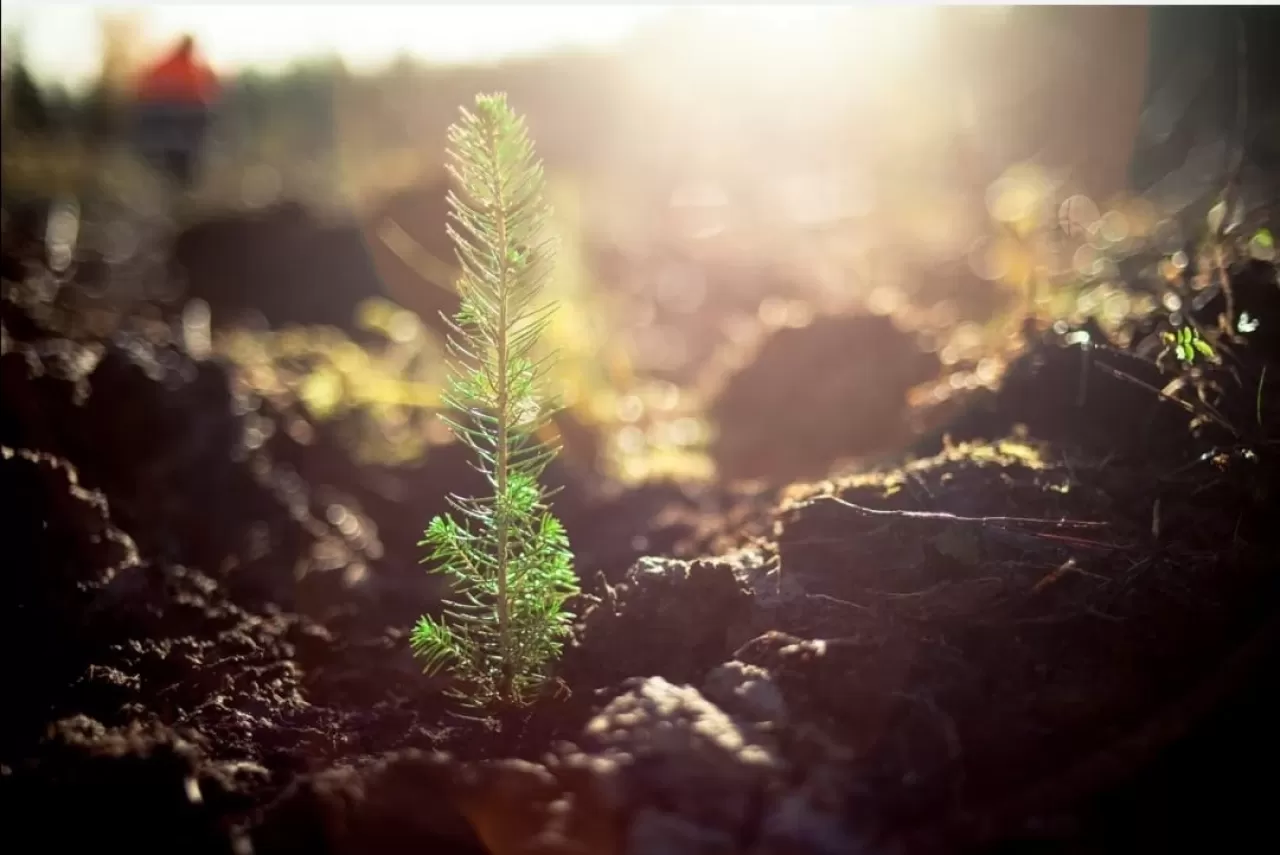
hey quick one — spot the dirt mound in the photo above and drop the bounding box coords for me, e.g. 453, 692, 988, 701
921, 258, 1280, 462
170, 193, 459, 334
708, 313, 941, 482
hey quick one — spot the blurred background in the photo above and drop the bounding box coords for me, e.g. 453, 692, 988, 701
3, 4, 1278, 484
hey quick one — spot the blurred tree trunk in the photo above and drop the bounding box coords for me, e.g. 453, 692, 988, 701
1130, 7, 1280, 217
2, 35, 52, 138
82, 11, 146, 148
939, 6, 1150, 206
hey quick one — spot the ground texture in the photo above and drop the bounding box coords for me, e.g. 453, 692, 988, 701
2, 212, 1279, 855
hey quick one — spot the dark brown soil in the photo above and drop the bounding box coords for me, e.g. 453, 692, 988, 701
707, 312, 941, 482
2, 209, 1278, 855
170, 183, 462, 336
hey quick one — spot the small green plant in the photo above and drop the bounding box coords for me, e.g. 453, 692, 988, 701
410, 93, 579, 708
1162, 324, 1217, 367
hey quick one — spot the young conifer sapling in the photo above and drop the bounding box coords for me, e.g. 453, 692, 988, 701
410, 93, 579, 708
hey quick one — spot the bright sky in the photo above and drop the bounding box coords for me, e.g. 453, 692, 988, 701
0, 3, 673, 88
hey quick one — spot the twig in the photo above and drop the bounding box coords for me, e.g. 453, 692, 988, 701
1093, 359, 1239, 438
1213, 242, 1237, 341
1258, 364, 1267, 428
867, 581, 954, 600
806, 592, 871, 612
1026, 531, 1129, 550
809, 494, 1107, 530
1031, 559, 1095, 594
910, 469, 936, 500
1076, 338, 1091, 408
868, 578, 1005, 600
1158, 448, 1221, 482
1083, 606, 1123, 623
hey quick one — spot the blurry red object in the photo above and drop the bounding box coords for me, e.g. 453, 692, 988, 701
135, 36, 220, 105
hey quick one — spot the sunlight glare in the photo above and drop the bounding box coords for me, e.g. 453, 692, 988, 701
650, 6, 934, 93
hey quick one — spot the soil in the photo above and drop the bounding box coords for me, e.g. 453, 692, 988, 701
2, 204, 1279, 855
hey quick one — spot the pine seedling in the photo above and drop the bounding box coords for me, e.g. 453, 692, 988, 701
410, 93, 579, 708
